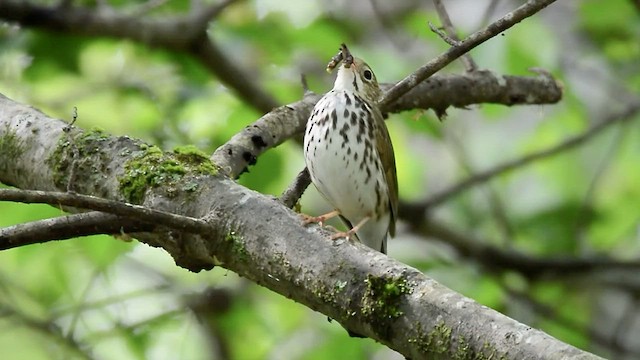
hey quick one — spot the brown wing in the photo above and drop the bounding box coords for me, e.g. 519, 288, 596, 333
372, 107, 398, 237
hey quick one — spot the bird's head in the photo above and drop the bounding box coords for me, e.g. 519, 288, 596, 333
328, 44, 382, 104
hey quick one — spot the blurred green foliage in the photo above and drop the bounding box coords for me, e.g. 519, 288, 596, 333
1, 0, 640, 359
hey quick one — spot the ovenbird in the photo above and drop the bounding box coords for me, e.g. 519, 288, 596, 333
303, 44, 398, 254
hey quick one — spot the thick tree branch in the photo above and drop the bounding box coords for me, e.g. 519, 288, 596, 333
211, 92, 320, 177
0, 94, 602, 359
0, 0, 278, 113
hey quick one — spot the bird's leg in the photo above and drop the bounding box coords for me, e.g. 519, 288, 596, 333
301, 210, 341, 226
330, 216, 370, 240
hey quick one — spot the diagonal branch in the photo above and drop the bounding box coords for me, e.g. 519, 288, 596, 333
0, 93, 603, 359
407, 219, 640, 279
402, 100, 640, 213
432, 0, 478, 71
380, 0, 557, 110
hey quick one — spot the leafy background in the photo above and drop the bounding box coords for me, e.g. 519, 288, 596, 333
1, 0, 640, 359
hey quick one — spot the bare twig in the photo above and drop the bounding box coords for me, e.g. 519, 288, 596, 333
380, 0, 557, 110
0, 189, 209, 233
446, 131, 515, 243
300, 74, 310, 93
505, 286, 637, 358
480, 0, 502, 27
432, 0, 478, 71
428, 22, 460, 46
573, 123, 626, 248
0, 305, 95, 360
0, 0, 277, 113
406, 218, 640, 279
405, 101, 640, 211
0, 212, 152, 250
279, 167, 311, 209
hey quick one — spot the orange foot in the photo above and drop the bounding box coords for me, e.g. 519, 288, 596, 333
329, 216, 370, 240
300, 210, 340, 226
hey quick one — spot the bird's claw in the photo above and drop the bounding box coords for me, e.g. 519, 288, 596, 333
330, 229, 356, 241
300, 213, 326, 226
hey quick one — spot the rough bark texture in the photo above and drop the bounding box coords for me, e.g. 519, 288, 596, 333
0, 94, 602, 359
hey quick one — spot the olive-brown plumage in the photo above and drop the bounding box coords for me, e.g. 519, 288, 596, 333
303, 44, 397, 253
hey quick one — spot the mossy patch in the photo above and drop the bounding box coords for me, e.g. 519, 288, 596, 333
361, 274, 412, 337
119, 144, 218, 204
0, 126, 24, 166
409, 322, 505, 360
224, 230, 248, 263
312, 279, 349, 306
48, 128, 111, 188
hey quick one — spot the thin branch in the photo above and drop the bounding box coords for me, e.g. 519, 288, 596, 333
0, 0, 277, 113
404, 101, 640, 212
0, 305, 95, 360
480, 0, 502, 27
446, 130, 515, 243
428, 21, 460, 46
83, 309, 184, 342
53, 285, 171, 317
279, 167, 311, 209
573, 123, 626, 247
408, 219, 640, 279
0, 189, 210, 233
0, 211, 152, 250
379, 0, 557, 110
504, 285, 637, 358
432, 0, 478, 71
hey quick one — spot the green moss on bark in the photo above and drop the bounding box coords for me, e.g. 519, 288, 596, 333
409, 322, 506, 360
47, 128, 111, 189
0, 127, 24, 164
361, 274, 412, 337
119, 144, 218, 204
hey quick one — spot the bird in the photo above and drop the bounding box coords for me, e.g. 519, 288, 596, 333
303, 43, 397, 254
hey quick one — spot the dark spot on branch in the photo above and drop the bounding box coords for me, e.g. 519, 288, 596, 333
251, 135, 267, 148
242, 151, 257, 165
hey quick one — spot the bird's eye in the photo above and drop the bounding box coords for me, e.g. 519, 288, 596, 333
363, 69, 373, 81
